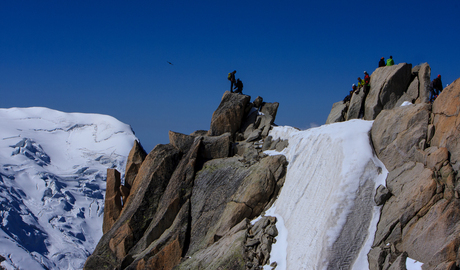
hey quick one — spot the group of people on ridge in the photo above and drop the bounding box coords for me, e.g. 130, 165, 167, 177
379, 56, 394, 67
227, 70, 243, 94
343, 71, 370, 104
343, 55, 444, 105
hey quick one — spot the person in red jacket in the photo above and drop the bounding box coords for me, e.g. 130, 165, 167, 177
363, 71, 370, 93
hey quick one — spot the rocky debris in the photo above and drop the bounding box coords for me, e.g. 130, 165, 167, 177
85, 92, 286, 270
374, 184, 391, 206
368, 77, 460, 270
262, 135, 289, 152
245, 216, 278, 270
260, 102, 279, 121
176, 216, 279, 270
103, 169, 122, 234
253, 96, 263, 109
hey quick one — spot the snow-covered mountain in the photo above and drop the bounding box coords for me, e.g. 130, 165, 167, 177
0, 107, 137, 270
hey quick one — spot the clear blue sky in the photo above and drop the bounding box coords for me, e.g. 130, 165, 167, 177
1, 1, 459, 152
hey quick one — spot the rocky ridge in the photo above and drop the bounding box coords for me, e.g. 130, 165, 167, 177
85, 62, 460, 269
84, 92, 288, 269
327, 63, 460, 270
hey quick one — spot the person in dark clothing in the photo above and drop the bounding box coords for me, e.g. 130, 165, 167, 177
429, 75, 443, 102
343, 84, 356, 103
228, 70, 236, 92
343, 91, 353, 103
378, 57, 386, 67
234, 78, 243, 94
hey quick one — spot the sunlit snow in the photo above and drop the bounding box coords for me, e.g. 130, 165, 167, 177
263, 120, 388, 269
0, 107, 136, 269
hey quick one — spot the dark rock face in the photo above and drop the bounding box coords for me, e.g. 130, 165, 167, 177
85, 92, 285, 270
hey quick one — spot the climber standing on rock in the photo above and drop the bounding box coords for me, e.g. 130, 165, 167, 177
234, 78, 243, 94
228, 70, 237, 92
379, 57, 386, 67
386, 56, 394, 66
429, 74, 443, 102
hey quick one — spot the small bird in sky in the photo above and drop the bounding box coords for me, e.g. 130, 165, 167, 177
167, 61, 173, 65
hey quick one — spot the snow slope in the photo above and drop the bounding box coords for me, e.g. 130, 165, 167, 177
0, 107, 137, 270
264, 120, 388, 269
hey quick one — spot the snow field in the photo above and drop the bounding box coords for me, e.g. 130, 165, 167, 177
263, 120, 388, 269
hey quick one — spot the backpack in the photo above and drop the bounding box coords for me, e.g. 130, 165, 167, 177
228, 73, 232, 80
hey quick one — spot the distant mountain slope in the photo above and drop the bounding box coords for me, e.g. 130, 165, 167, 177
0, 107, 137, 269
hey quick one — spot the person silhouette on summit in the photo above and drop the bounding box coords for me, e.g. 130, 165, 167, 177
378, 57, 386, 67
386, 56, 394, 66
234, 78, 243, 94
228, 70, 237, 92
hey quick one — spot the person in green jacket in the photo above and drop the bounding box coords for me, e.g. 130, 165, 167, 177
386, 56, 394, 66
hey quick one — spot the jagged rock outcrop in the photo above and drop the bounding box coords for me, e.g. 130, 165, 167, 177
364, 63, 412, 120
416, 63, 431, 104
124, 140, 147, 189
346, 88, 366, 120
327, 62, 433, 123
103, 169, 122, 234
371, 103, 430, 171
208, 91, 251, 137
326, 101, 348, 124
85, 92, 287, 270
89, 62, 460, 270
368, 77, 460, 270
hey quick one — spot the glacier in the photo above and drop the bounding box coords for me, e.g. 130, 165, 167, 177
0, 107, 136, 270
